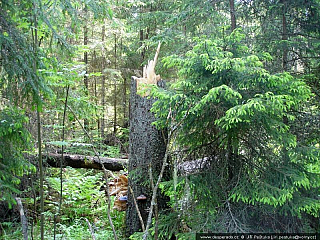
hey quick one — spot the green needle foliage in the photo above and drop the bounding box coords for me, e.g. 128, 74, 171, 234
1, 0, 319, 237
151, 29, 320, 232
0, 107, 35, 208
0, 11, 50, 105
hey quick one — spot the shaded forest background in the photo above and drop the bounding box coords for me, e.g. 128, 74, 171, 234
0, 0, 320, 239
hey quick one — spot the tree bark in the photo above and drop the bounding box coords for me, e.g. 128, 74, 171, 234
229, 0, 236, 32
113, 34, 117, 134
46, 153, 127, 171
85, 218, 96, 240
123, 77, 128, 128
140, 29, 144, 72
15, 197, 28, 240
281, 0, 288, 71
84, 8, 88, 90
32, 3, 44, 238
83, 6, 89, 130
125, 77, 168, 236
101, 24, 106, 139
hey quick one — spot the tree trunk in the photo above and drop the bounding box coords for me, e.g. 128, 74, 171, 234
113, 34, 117, 134
32, 3, 44, 238
37, 109, 44, 240
84, 8, 88, 90
125, 77, 168, 236
83, 6, 89, 130
46, 153, 127, 171
229, 0, 236, 32
281, 0, 288, 71
280, 0, 290, 164
101, 24, 106, 139
140, 29, 144, 72
123, 77, 128, 128
15, 198, 28, 240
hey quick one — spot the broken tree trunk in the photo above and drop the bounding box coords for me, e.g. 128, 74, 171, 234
125, 76, 169, 236
15, 197, 28, 240
46, 153, 127, 171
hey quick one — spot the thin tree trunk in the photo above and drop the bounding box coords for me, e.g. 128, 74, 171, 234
120, 36, 127, 127
84, 8, 88, 90
140, 29, 144, 72
85, 218, 96, 240
280, 0, 290, 164
101, 24, 106, 139
54, 85, 69, 240
83, 6, 89, 130
143, 142, 170, 240
37, 109, 44, 240
93, 50, 97, 103
60, 85, 69, 211
113, 34, 117, 134
229, 0, 236, 32
148, 166, 158, 240
226, 135, 232, 181
32, 3, 44, 239
93, 50, 98, 133
123, 77, 127, 127
95, 76, 99, 133
281, 0, 288, 71
129, 186, 145, 231
15, 197, 28, 240
31, 180, 36, 240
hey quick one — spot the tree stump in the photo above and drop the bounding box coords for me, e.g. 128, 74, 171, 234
125, 76, 168, 236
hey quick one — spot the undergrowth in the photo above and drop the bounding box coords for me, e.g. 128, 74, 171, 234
0, 168, 126, 240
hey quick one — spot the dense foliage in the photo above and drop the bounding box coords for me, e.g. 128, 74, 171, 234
0, 168, 125, 239
0, 0, 319, 238
151, 30, 320, 233
0, 107, 34, 207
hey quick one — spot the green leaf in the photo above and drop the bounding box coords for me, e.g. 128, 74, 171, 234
108, 7, 113, 19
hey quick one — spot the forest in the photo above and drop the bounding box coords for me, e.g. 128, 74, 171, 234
0, 0, 320, 239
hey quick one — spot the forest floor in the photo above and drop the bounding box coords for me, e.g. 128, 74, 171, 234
0, 168, 126, 240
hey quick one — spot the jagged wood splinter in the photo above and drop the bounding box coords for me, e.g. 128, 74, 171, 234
136, 42, 161, 97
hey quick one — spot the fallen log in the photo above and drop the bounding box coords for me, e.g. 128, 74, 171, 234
46, 153, 127, 171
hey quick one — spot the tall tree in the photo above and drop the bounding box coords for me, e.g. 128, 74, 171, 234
151, 29, 320, 234
101, 24, 106, 139
113, 33, 117, 134
229, 0, 236, 31
32, 1, 47, 237
83, 6, 90, 130
281, 0, 288, 71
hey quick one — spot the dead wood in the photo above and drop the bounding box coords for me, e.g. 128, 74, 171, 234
136, 42, 161, 96
15, 197, 28, 240
45, 153, 127, 171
